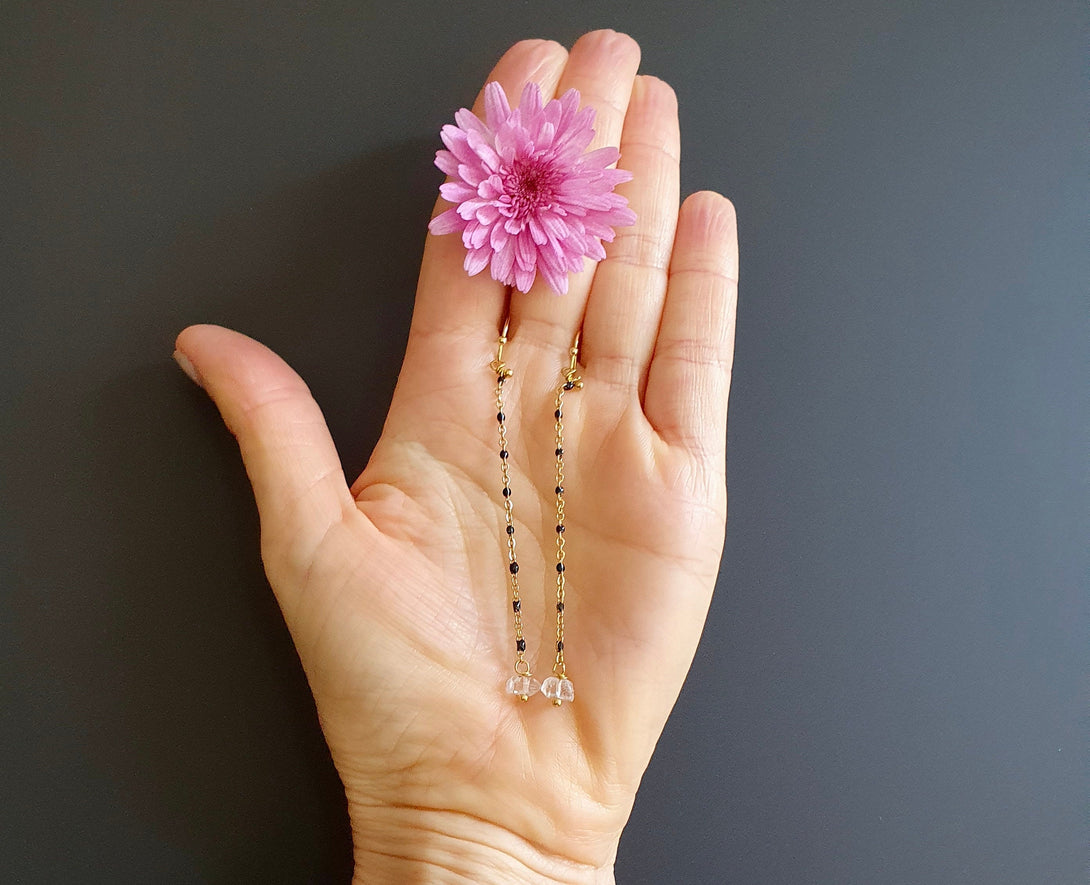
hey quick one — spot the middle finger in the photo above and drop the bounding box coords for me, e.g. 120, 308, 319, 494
508, 29, 642, 367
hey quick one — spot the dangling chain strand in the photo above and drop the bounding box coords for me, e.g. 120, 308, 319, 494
492, 323, 537, 701
554, 382, 568, 679
497, 369, 529, 672
552, 333, 582, 682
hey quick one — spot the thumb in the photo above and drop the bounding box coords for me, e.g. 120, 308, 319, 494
174, 324, 355, 581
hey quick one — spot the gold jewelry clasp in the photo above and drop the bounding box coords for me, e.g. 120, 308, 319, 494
563, 329, 584, 389
490, 317, 513, 377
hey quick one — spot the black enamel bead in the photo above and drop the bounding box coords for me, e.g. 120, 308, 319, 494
563, 381, 574, 390
512, 599, 521, 613
556, 524, 565, 533
556, 602, 565, 612
555, 485, 564, 495
556, 641, 564, 651
509, 562, 519, 574
506, 524, 515, 535
497, 411, 505, 422
502, 486, 511, 497
556, 563, 565, 573
499, 449, 508, 459
555, 447, 563, 456
554, 409, 562, 419
517, 638, 526, 652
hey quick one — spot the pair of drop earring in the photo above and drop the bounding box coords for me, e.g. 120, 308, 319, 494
490, 318, 581, 706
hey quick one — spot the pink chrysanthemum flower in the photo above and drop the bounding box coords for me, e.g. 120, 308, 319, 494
428, 81, 636, 295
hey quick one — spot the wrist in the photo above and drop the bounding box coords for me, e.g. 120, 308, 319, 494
349, 803, 617, 885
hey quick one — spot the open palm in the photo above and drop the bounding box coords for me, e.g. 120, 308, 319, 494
176, 31, 737, 885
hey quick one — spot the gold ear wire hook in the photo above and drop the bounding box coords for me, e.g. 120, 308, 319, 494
564, 330, 584, 388
491, 317, 513, 376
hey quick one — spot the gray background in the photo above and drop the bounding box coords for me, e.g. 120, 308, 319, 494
2, 1, 1085, 883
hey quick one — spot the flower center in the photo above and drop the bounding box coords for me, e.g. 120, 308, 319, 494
506, 157, 558, 218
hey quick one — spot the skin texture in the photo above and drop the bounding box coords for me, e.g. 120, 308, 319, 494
175, 30, 738, 885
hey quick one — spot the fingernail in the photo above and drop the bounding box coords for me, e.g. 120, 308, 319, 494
173, 350, 204, 389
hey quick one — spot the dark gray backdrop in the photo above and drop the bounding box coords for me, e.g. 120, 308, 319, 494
2, 2, 1085, 883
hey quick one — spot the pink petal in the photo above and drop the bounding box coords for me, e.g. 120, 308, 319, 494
581, 218, 616, 239
514, 232, 537, 271
543, 100, 562, 129
464, 248, 490, 276
440, 126, 478, 165
493, 124, 519, 163
454, 107, 490, 137
519, 81, 543, 119
429, 208, 465, 235
479, 175, 503, 199
599, 167, 634, 186
527, 217, 547, 245
599, 206, 637, 229
440, 181, 477, 203
476, 204, 501, 225
545, 232, 567, 261
457, 162, 487, 187
564, 190, 613, 211
491, 240, 515, 282
484, 82, 511, 131
468, 221, 490, 249
581, 146, 622, 169
456, 199, 489, 220
539, 259, 569, 295
541, 213, 570, 240
558, 89, 579, 117
514, 264, 535, 293
435, 150, 460, 176
466, 129, 502, 172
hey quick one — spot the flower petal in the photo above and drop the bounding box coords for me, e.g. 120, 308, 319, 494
454, 107, 490, 138
580, 146, 622, 169
514, 264, 535, 293
484, 81, 511, 131
514, 231, 537, 271
468, 221, 490, 249
465, 247, 490, 276
435, 150, 460, 176
476, 203, 501, 225
539, 255, 569, 295
457, 162, 487, 187
429, 208, 465, 235
527, 217, 548, 245
491, 239, 515, 282
466, 129, 502, 172
440, 125, 478, 166
456, 199, 490, 220
519, 81, 543, 120
440, 181, 478, 203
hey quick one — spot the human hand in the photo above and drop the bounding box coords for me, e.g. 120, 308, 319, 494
175, 29, 738, 885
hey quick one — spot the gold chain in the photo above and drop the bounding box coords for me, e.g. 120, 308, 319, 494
553, 333, 583, 680
491, 323, 533, 688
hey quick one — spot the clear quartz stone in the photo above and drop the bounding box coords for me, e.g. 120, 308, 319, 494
505, 675, 541, 698
540, 676, 575, 702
